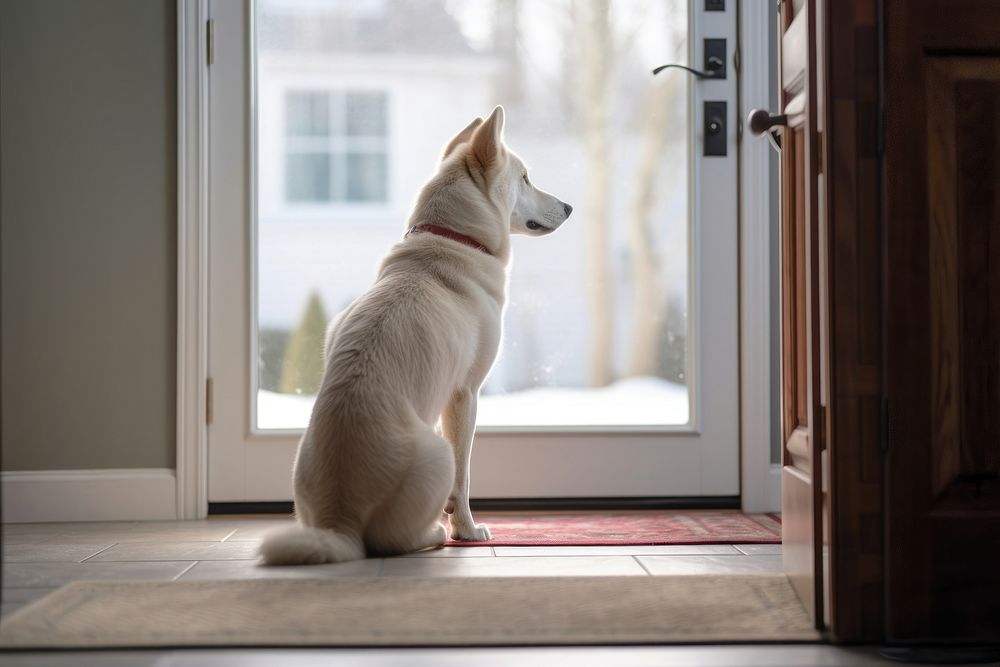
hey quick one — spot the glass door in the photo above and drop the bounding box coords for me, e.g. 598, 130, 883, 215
207, 0, 739, 502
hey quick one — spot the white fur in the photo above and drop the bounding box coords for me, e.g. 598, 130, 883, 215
259, 107, 571, 565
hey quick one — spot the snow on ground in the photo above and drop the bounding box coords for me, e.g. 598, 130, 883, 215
257, 376, 689, 430
474, 376, 689, 427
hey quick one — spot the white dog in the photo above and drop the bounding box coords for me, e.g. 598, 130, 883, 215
260, 107, 572, 564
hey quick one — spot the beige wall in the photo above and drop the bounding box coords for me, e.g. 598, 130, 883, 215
1, 0, 177, 470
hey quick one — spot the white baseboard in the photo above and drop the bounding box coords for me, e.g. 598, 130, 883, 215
1, 469, 177, 523
768, 464, 782, 513
742, 464, 782, 514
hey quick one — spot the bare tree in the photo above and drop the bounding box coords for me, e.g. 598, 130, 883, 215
624, 78, 672, 377
625, 0, 688, 378
574, 0, 615, 387
492, 0, 523, 105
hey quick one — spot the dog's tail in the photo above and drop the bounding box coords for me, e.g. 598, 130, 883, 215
258, 525, 365, 565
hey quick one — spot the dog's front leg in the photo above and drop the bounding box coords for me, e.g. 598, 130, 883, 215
441, 388, 491, 541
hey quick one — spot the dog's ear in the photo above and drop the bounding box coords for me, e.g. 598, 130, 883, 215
468, 106, 505, 170
442, 117, 483, 160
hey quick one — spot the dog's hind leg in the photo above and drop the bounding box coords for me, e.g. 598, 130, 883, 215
363, 429, 454, 556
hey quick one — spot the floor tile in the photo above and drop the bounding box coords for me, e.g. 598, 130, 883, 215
3, 522, 235, 545
1, 587, 60, 604
176, 558, 380, 581
31, 534, 127, 545
396, 546, 494, 558
134, 520, 239, 530
381, 555, 647, 577
492, 545, 742, 557
89, 526, 237, 543
1, 532, 63, 546
86, 541, 260, 562
1, 521, 137, 535
2, 602, 27, 618
734, 544, 783, 555
1, 561, 195, 588
3, 543, 114, 563
636, 554, 784, 576
1, 587, 59, 618
223, 521, 294, 541
207, 514, 293, 522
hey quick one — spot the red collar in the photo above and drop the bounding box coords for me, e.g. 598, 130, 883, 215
406, 223, 493, 256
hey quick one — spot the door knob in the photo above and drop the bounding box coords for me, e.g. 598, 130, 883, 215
747, 109, 787, 135
747, 109, 785, 152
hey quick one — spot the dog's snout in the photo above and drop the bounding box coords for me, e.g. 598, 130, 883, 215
562, 202, 573, 218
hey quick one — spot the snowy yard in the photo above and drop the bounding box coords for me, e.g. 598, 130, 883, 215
256, 376, 689, 430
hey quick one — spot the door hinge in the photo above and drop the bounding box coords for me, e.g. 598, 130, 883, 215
206, 19, 215, 66
815, 404, 828, 451
879, 398, 889, 453
206, 377, 214, 425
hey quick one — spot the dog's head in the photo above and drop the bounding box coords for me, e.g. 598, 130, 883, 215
443, 106, 572, 238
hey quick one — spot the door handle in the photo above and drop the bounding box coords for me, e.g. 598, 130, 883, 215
651, 60, 722, 79
653, 37, 728, 80
747, 108, 785, 152
747, 109, 788, 134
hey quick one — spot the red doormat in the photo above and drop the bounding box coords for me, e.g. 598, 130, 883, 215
445, 511, 781, 547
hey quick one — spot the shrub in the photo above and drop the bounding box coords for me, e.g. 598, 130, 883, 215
279, 290, 329, 395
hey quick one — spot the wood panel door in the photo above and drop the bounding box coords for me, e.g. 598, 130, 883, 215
884, 0, 1000, 642
778, 0, 828, 629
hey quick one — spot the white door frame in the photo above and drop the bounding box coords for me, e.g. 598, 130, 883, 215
738, 1, 782, 512
176, 0, 210, 519
176, 0, 777, 512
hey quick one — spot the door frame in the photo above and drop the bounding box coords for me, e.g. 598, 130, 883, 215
176, 0, 210, 519
739, 0, 782, 513
176, 0, 778, 514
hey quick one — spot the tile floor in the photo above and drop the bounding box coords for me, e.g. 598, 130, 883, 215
0, 516, 906, 666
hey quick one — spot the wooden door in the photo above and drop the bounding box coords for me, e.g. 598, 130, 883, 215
778, 0, 828, 629
884, 0, 1000, 642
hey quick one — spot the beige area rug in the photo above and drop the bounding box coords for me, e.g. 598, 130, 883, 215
0, 576, 819, 649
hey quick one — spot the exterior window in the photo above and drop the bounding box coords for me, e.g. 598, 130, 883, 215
284, 91, 388, 204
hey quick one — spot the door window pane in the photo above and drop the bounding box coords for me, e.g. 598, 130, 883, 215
256, 0, 690, 429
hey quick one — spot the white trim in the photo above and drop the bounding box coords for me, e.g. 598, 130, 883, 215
768, 462, 782, 510
1, 470, 177, 523
176, 0, 210, 520
739, 1, 780, 512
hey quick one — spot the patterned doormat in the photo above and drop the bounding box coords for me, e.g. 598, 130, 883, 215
445, 510, 782, 546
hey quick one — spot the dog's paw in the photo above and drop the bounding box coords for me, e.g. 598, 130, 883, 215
450, 523, 491, 542
432, 523, 448, 546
